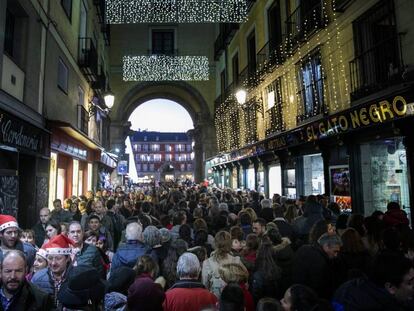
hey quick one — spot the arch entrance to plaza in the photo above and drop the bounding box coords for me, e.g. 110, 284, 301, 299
109, 81, 217, 182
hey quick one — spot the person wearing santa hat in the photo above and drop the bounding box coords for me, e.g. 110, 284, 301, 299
31, 234, 74, 309
0, 214, 36, 267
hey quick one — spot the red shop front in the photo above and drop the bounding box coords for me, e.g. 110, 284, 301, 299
48, 122, 102, 207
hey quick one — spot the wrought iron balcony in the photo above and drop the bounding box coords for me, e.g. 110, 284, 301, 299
239, 65, 260, 89
265, 105, 285, 137
78, 37, 98, 82
148, 49, 179, 56
286, 0, 326, 44
349, 35, 403, 101
257, 40, 286, 75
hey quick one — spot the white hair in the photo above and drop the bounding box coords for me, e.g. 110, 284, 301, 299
176, 252, 200, 279
260, 199, 272, 209
125, 222, 142, 241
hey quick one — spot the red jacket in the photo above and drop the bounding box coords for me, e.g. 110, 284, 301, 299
383, 209, 409, 227
163, 280, 217, 311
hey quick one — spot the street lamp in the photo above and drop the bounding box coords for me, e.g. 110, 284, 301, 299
104, 90, 115, 109
235, 89, 247, 105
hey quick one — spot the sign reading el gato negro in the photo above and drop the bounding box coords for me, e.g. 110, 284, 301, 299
0, 110, 49, 156
266, 94, 414, 151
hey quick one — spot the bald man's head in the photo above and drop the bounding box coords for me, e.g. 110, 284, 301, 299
1, 250, 27, 295
39, 208, 50, 224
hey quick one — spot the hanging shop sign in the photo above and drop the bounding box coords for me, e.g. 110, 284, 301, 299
266, 92, 414, 152
305, 94, 414, 142
0, 108, 49, 156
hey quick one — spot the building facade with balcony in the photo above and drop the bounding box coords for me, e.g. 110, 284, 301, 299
130, 131, 194, 182
209, 0, 414, 221
0, 0, 114, 227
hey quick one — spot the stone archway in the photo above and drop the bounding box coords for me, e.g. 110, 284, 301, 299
109, 81, 217, 182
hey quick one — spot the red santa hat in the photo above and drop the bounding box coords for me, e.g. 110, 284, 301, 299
0, 215, 19, 232
43, 234, 75, 255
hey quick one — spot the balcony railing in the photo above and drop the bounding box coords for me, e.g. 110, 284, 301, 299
265, 105, 285, 136
148, 49, 179, 56
286, 0, 325, 44
256, 40, 286, 75
349, 35, 403, 101
78, 37, 98, 82
239, 66, 259, 89
78, 105, 89, 135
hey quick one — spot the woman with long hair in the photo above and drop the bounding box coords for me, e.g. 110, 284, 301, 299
161, 239, 188, 289
202, 231, 244, 298
251, 239, 282, 303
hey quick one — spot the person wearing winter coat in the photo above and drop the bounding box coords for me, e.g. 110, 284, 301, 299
292, 233, 342, 299
333, 252, 414, 310
202, 231, 245, 298
164, 253, 217, 311
111, 223, 151, 273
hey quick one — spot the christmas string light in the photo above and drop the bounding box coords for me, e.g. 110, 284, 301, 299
214, 1, 351, 153
106, 0, 248, 24
123, 55, 210, 81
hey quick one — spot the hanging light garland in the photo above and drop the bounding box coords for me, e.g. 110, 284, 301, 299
123, 55, 210, 81
106, 0, 248, 24
215, 1, 351, 153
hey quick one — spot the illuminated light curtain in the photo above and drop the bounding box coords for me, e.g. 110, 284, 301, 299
106, 0, 248, 24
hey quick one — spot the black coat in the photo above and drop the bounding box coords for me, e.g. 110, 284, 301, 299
32, 222, 46, 248
333, 277, 409, 311
0, 281, 53, 311
292, 244, 336, 299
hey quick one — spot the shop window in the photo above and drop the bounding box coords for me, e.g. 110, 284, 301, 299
284, 169, 296, 199
303, 154, 325, 196
57, 58, 69, 94
296, 50, 324, 122
360, 137, 410, 219
269, 164, 282, 198
246, 167, 255, 190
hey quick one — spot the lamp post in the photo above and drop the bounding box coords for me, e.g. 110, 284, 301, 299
235, 89, 247, 105
104, 90, 115, 109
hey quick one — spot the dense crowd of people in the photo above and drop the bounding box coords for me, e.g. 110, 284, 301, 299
1, 181, 414, 310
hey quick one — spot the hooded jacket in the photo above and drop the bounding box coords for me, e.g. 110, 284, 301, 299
111, 240, 150, 273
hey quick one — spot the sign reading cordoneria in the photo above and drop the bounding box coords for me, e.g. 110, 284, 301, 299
0, 110, 49, 155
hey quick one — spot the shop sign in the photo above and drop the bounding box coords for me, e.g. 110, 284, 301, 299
305, 95, 413, 142
265, 93, 414, 152
117, 160, 128, 175
0, 110, 49, 155
230, 142, 266, 161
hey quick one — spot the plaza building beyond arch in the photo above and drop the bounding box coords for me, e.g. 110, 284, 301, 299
110, 81, 217, 183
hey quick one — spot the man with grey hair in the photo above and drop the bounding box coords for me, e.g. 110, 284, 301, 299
292, 232, 342, 299
163, 253, 217, 311
111, 222, 149, 273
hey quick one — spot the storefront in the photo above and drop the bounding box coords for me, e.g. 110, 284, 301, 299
98, 151, 117, 190
208, 87, 414, 221
0, 106, 50, 227
268, 163, 282, 199
48, 122, 101, 208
